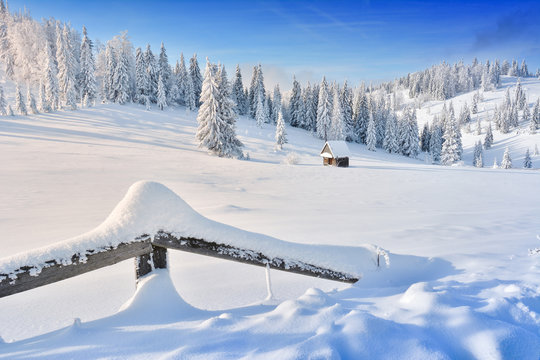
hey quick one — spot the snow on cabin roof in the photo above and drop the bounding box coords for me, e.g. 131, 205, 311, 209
320, 141, 350, 158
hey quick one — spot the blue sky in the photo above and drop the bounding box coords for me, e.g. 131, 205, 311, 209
9, 0, 540, 90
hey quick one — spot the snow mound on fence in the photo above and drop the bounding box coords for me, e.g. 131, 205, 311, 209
0, 181, 384, 280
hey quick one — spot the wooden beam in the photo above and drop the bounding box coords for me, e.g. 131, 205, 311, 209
135, 245, 168, 281
0, 239, 152, 298
152, 231, 359, 283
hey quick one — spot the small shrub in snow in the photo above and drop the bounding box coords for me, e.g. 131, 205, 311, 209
283, 152, 300, 165
534, 144, 539, 156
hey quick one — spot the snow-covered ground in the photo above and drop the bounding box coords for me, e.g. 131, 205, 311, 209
0, 76, 540, 359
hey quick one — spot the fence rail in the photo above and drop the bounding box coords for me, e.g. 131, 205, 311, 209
0, 232, 360, 299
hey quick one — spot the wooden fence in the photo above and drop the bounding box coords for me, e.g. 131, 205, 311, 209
0, 231, 360, 299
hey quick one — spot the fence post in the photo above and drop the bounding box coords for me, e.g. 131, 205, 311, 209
135, 245, 168, 282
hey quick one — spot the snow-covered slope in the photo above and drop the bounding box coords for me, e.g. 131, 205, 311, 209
0, 77, 540, 359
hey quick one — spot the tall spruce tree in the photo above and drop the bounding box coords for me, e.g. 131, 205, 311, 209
441, 109, 462, 165
383, 111, 399, 154
157, 74, 167, 110
316, 77, 332, 140
232, 65, 247, 116
79, 26, 96, 107
0, 85, 6, 115
190, 53, 203, 107
484, 122, 493, 149
330, 88, 345, 140
473, 141, 483, 167
289, 76, 303, 128
15, 84, 27, 115
366, 113, 377, 151
26, 87, 38, 114
272, 85, 282, 125
196, 59, 242, 157
158, 42, 171, 103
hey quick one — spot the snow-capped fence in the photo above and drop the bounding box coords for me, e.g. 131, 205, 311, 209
0, 182, 383, 299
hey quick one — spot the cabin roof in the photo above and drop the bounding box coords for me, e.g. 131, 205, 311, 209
320, 141, 350, 158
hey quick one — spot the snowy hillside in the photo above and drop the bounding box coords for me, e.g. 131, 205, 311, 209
1, 73, 540, 358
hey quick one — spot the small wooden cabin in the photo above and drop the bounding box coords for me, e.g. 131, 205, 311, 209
320, 141, 350, 167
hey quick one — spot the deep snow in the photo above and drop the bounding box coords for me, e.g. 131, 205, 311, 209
0, 75, 539, 359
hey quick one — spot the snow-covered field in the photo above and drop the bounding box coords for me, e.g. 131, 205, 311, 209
1, 77, 540, 359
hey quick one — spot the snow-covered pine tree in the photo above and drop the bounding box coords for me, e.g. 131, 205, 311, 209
190, 53, 202, 107
530, 113, 537, 135
79, 26, 96, 107
523, 103, 530, 125
521, 60, 529, 77
523, 148, 532, 168
341, 81, 354, 141
501, 147, 512, 169
272, 85, 282, 124
366, 113, 376, 151
7, 104, 13, 116
217, 64, 236, 124
316, 77, 332, 141
43, 40, 59, 111
534, 144, 539, 156
135, 47, 147, 104
533, 98, 540, 129
429, 117, 443, 163
502, 60, 510, 75
330, 88, 345, 140
301, 84, 313, 131
383, 111, 399, 154
353, 88, 369, 143
15, 84, 27, 115
174, 53, 187, 105
275, 109, 287, 150
255, 90, 266, 127
510, 60, 518, 76
511, 104, 519, 128
289, 76, 303, 128
232, 65, 247, 116
184, 73, 196, 111
0, 84, 6, 115
441, 110, 461, 165
56, 24, 77, 110
248, 66, 258, 118
196, 58, 242, 157
473, 141, 483, 167
400, 108, 420, 158
514, 79, 525, 110
484, 121, 493, 149
144, 45, 158, 102
475, 116, 482, 135
420, 122, 430, 152
26, 86, 38, 114
113, 49, 130, 104
158, 43, 171, 103
472, 92, 479, 114
458, 103, 471, 127
157, 74, 167, 110
448, 102, 463, 158
38, 81, 50, 112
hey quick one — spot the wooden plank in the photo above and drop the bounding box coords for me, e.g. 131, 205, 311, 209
135, 245, 168, 281
152, 231, 359, 283
0, 239, 152, 298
